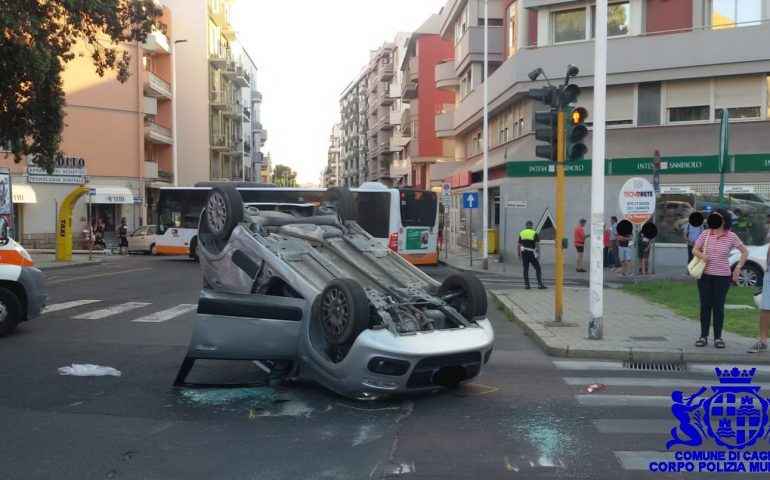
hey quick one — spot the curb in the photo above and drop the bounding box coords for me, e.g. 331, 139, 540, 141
490, 291, 770, 365
36, 260, 103, 272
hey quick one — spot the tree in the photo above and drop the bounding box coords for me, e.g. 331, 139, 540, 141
0, 0, 163, 173
272, 164, 297, 187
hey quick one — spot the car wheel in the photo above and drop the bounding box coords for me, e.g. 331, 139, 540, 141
205, 185, 243, 242
189, 236, 200, 262
318, 278, 369, 345
0, 287, 22, 337
439, 272, 488, 320
149, 244, 157, 255
736, 263, 762, 287
322, 187, 357, 222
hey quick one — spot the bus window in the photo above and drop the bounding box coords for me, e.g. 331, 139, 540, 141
353, 192, 390, 239
400, 190, 438, 227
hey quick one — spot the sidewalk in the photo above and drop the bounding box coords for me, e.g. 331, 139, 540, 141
440, 247, 768, 365
27, 249, 105, 272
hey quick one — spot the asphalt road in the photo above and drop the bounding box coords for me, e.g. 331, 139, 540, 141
1, 256, 761, 479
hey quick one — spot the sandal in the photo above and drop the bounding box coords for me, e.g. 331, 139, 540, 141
714, 338, 726, 349
695, 337, 707, 347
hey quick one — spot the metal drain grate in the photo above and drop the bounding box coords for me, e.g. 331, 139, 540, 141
623, 361, 686, 372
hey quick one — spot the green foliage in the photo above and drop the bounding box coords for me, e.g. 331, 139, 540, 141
0, 0, 163, 173
272, 164, 297, 187
621, 281, 759, 338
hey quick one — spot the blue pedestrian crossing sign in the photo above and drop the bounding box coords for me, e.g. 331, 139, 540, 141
462, 192, 479, 209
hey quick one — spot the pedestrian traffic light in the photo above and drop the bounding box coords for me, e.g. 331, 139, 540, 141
566, 106, 589, 161
533, 110, 558, 161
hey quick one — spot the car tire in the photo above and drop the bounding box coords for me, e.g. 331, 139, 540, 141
189, 236, 200, 262
439, 272, 488, 320
322, 187, 357, 222
205, 185, 243, 242
318, 278, 369, 345
0, 287, 22, 337
735, 263, 762, 287
149, 244, 157, 255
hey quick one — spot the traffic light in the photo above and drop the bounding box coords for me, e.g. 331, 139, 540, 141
533, 110, 558, 160
527, 86, 558, 108
565, 106, 589, 161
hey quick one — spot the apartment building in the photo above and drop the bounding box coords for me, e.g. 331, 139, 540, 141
339, 73, 369, 187
435, 0, 770, 264
400, 14, 457, 189
165, 0, 265, 185
324, 124, 343, 187
1, 4, 177, 248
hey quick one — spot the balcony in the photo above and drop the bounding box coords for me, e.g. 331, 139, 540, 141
143, 70, 172, 99
377, 84, 393, 106
210, 90, 228, 110
401, 57, 419, 99
222, 60, 237, 80
143, 160, 159, 180
401, 109, 411, 135
234, 66, 250, 87
208, 0, 231, 27
158, 170, 174, 184
144, 120, 173, 145
252, 120, 263, 132
435, 60, 460, 91
223, 103, 244, 120
455, 26, 503, 73
142, 30, 170, 55
210, 134, 231, 151
222, 23, 237, 42
243, 106, 251, 121
208, 49, 229, 69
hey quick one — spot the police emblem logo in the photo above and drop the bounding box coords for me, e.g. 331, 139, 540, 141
667, 367, 769, 450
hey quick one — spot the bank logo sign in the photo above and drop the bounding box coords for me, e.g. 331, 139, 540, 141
653, 367, 770, 474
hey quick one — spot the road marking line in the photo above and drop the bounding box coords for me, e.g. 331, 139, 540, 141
565, 376, 770, 390
47, 268, 151, 284
593, 419, 674, 434
575, 395, 671, 407
553, 360, 624, 370
132, 304, 197, 323
614, 451, 675, 470
43, 299, 101, 313
687, 364, 770, 375
73, 302, 151, 319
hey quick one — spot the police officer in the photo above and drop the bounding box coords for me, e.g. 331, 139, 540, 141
518, 221, 546, 290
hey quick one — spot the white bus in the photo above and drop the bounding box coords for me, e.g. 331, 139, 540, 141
154, 182, 439, 265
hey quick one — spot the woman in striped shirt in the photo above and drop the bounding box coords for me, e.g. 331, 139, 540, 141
692, 208, 749, 349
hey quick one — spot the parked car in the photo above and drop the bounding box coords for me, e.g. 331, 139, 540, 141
174, 185, 494, 399
128, 225, 157, 255
729, 244, 768, 287
656, 201, 694, 227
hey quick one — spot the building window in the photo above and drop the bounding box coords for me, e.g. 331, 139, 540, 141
714, 107, 761, 120
507, 1, 518, 57
710, 0, 762, 29
668, 106, 710, 123
552, 8, 587, 43
460, 70, 472, 98
591, 2, 631, 37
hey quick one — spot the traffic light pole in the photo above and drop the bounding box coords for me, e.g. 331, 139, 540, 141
555, 110, 565, 323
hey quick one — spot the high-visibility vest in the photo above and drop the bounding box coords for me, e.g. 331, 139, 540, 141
519, 228, 536, 241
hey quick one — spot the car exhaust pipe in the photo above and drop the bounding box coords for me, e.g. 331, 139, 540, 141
432, 365, 467, 389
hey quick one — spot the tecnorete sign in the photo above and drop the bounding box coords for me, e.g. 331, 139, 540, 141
619, 177, 655, 224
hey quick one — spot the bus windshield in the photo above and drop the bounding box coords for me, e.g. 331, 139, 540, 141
400, 190, 438, 227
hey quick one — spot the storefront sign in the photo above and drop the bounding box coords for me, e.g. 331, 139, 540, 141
27, 154, 86, 168
724, 185, 755, 194
733, 153, 770, 173
27, 166, 86, 177
506, 160, 593, 177
611, 156, 719, 175
27, 175, 86, 184
619, 177, 655, 224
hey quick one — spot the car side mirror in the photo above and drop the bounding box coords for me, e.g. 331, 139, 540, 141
0, 218, 9, 246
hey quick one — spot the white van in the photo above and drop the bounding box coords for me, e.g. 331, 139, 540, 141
0, 219, 47, 336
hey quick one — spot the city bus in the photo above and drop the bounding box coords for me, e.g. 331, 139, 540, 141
154, 182, 439, 265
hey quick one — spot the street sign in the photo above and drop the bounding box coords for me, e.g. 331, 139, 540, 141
619, 177, 655, 224
441, 182, 451, 206
505, 200, 527, 208
462, 192, 479, 209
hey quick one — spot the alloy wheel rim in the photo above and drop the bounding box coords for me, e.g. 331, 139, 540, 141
322, 288, 349, 336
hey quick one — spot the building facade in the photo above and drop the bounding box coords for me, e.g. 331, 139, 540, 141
339, 73, 369, 187
323, 124, 343, 187
434, 0, 770, 265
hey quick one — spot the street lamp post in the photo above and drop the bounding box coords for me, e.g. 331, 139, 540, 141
482, 0, 489, 270
171, 39, 187, 187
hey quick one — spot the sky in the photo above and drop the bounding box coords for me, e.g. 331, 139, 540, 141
231, 1, 448, 185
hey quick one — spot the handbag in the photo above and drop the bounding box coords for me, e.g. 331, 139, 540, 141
687, 233, 709, 279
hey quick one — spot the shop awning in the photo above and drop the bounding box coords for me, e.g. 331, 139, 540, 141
88, 186, 134, 204
12, 184, 36, 203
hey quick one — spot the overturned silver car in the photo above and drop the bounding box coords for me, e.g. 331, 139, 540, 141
175, 185, 494, 399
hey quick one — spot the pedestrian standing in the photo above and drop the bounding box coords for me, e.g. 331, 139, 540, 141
117, 217, 129, 255
617, 228, 633, 277
573, 218, 587, 272
692, 208, 748, 349
637, 226, 654, 275
610, 216, 620, 270
518, 221, 546, 290
683, 218, 704, 273
748, 213, 770, 353
603, 223, 611, 268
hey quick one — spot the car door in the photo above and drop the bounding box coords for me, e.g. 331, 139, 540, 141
129, 226, 148, 252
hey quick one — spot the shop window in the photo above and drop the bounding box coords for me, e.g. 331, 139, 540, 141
668, 106, 709, 123
710, 0, 762, 29
552, 8, 586, 43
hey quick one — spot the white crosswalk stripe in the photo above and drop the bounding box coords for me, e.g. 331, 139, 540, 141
132, 304, 197, 323
73, 302, 151, 319
43, 299, 102, 313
